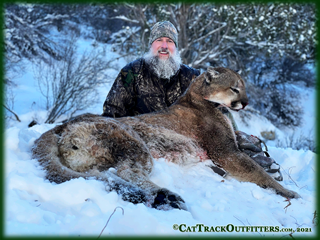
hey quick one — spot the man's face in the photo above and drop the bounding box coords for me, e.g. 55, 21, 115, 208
150, 37, 176, 60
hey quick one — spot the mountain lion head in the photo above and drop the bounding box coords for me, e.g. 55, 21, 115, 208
202, 66, 248, 111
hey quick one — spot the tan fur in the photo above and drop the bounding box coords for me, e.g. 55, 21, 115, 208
32, 67, 299, 210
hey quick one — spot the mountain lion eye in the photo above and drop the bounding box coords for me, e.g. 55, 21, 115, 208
230, 87, 239, 94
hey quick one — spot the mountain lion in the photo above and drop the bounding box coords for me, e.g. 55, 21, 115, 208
32, 67, 300, 211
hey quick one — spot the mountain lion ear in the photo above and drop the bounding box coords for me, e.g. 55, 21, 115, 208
206, 67, 220, 82
207, 66, 215, 71
235, 69, 242, 75
205, 72, 211, 84
205, 67, 220, 84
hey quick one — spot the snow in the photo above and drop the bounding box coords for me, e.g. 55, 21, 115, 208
4, 38, 317, 237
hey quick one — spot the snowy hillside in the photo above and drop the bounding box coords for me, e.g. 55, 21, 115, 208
4, 39, 317, 237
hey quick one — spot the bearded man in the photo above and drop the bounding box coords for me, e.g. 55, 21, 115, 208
102, 21, 201, 118
102, 21, 281, 180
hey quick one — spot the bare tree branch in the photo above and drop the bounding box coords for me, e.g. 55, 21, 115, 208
3, 104, 21, 122
33, 36, 114, 123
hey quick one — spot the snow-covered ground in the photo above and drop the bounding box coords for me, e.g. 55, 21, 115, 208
4, 39, 317, 237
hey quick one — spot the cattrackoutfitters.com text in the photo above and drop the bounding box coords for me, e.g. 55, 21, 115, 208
172, 224, 311, 233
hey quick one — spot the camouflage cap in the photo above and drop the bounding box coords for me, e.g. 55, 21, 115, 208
149, 21, 178, 48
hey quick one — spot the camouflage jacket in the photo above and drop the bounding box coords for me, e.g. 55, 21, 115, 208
102, 58, 200, 118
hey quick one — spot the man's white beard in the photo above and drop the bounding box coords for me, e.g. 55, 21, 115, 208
143, 48, 182, 79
